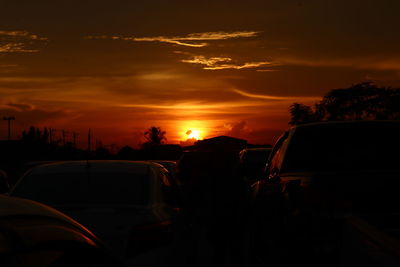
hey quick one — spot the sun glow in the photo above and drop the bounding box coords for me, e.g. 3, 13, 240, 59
173, 120, 216, 145
178, 121, 209, 141
186, 129, 201, 140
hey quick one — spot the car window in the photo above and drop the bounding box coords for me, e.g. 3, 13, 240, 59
267, 131, 290, 176
159, 171, 179, 206
282, 123, 400, 172
12, 172, 149, 206
159, 171, 172, 187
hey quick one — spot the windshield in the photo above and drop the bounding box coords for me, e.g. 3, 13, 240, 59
282, 122, 400, 173
12, 172, 149, 206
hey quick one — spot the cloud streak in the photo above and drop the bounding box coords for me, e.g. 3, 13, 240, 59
0, 43, 39, 53
181, 55, 273, 70
233, 89, 319, 101
0, 30, 48, 41
0, 30, 48, 53
5, 103, 34, 112
117, 101, 267, 111
279, 56, 400, 72
87, 31, 260, 47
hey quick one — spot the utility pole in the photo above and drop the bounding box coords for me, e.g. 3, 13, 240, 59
73, 132, 79, 148
3, 116, 15, 140
87, 128, 91, 152
62, 130, 70, 146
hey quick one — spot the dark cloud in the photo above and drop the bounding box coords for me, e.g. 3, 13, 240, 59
6, 103, 33, 111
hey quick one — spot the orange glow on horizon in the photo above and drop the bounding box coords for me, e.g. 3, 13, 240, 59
178, 120, 211, 141
186, 129, 200, 140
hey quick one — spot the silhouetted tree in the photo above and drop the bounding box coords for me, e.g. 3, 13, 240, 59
289, 103, 317, 125
22, 126, 49, 143
289, 82, 400, 125
143, 126, 166, 147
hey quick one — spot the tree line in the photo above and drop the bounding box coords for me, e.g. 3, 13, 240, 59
20, 125, 167, 149
289, 82, 400, 125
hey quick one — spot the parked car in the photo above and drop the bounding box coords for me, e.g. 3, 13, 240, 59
10, 160, 179, 260
0, 195, 123, 267
149, 160, 182, 208
251, 120, 400, 266
149, 160, 180, 186
239, 148, 272, 183
0, 169, 9, 194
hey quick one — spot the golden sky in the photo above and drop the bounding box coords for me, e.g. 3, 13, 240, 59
1, 0, 400, 147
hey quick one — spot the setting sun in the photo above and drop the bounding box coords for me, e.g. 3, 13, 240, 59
186, 129, 201, 140
176, 120, 212, 142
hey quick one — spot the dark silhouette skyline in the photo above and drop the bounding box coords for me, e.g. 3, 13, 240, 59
290, 82, 400, 125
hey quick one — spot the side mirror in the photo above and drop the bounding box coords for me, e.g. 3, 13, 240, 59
0, 170, 10, 194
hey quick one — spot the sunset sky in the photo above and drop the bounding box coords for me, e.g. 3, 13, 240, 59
1, 0, 400, 147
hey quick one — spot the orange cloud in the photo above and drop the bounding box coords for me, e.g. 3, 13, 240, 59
181, 56, 232, 65
0, 30, 48, 41
204, 61, 273, 70
0, 43, 38, 53
117, 101, 268, 114
224, 121, 250, 138
0, 30, 48, 53
87, 31, 260, 47
279, 56, 400, 72
233, 89, 319, 101
133, 37, 207, 47
181, 55, 273, 70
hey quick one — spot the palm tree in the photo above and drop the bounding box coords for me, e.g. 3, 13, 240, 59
143, 126, 166, 146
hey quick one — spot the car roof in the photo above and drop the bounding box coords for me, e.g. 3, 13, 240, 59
149, 160, 177, 164
27, 160, 162, 174
241, 148, 272, 152
292, 120, 400, 130
0, 195, 92, 232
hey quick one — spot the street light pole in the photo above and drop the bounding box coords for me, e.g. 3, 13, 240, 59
3, 116, 15, 140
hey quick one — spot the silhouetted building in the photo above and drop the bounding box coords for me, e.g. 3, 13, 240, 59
187, 136, 248, 151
